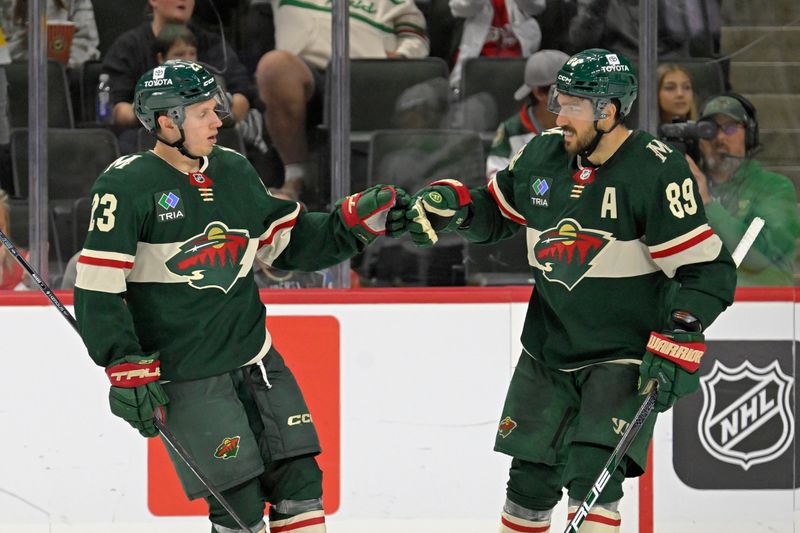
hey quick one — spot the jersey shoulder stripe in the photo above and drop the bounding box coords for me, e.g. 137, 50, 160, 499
259, 204, 301, 247
257, 204, 301, 266
488, 176, 525, 225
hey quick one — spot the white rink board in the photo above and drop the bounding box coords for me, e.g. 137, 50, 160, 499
0, 297, 796, 532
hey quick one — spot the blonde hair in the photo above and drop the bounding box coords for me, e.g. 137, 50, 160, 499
657, 64, 699, 121
0, 189, 13, 279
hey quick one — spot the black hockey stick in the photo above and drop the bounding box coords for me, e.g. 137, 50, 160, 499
563, 217, 765, 533
0, 229, 252, 531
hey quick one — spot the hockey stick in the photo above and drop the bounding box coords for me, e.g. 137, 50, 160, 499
0, 229, 252, 531
563, 216, 765, 533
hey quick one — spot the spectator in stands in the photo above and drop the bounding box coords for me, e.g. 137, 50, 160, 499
448, 0, 542, 89
153, 22, 197, 63
102, 0, 257, 152
686, 94, 800, 286
0, 188, 26, 290
2, 0, 100, 69
392, 77, 450, 130
152, 23, 267, 154
657, 62, 702, 160
567, 0, 721, 59
486, 49, 566, 180
255, 0, 429, 203
658, 63, 698, 125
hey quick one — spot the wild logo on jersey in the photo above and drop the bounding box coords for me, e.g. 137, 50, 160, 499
534, 218, 613, 290
166, 221, 250, 292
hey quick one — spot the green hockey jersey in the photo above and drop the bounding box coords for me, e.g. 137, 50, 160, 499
461, 128, 737, 370
75, 146, 365, 381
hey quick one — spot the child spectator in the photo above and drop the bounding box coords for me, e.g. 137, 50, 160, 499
153, 22, 197, 63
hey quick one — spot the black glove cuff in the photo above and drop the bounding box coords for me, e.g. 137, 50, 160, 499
670, 310, 703, 333
457, 203, 475, 230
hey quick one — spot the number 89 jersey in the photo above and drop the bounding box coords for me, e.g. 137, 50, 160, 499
477, 128, 736, 370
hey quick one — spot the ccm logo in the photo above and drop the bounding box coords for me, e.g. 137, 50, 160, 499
288, 413, 313, 426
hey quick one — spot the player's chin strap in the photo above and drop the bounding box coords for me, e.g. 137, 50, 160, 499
579, 115, 625, 160
150, 128, 203, 160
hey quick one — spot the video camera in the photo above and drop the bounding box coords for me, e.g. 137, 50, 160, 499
659, 120, 718, 143
658, 119, 718, 158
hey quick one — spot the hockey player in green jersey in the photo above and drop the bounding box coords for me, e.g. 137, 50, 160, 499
393, 49, 737, 532
74, 60, 408, 533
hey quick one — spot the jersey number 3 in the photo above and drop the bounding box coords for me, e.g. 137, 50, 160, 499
89, 193, 117, 232
665, 178, 697, 219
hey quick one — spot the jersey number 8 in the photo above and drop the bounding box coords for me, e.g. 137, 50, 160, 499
665, 178, 697, 219
89, 193, 118, 232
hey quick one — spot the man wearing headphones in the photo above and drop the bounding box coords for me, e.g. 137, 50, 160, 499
687, 94, 800, 286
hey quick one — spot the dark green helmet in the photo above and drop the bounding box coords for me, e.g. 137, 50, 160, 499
134, 59, 230, 132
550, 48, 638, 120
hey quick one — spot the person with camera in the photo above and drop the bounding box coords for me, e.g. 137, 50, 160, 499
686, 94, 800, 286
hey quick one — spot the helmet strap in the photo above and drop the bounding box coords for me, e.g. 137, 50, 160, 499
150, 128, 203, 160
579, 115, 624, 161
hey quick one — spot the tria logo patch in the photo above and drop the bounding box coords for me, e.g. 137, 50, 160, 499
154, 190, 185, 222
498, 416, 517, 438
530, 177, 552, 207
533, 218, 613, 290
699, 360, 794, 471
214, 436, 241, 460
166, 221, 250, 292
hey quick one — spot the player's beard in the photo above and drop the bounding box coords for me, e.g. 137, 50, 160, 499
562, 125, 597, 155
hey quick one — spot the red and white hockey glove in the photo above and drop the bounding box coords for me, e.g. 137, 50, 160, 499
339, 185, 410, 244
638, 311, 705, 413
106, 353, 168, 438
406, 179, 473, 247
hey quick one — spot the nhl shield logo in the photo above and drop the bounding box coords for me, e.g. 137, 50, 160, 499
698, 360, 794, 471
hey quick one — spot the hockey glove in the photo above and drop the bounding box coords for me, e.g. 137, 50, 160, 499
106, 353, 168, 438
385, 187, 413, 238
405, 179, 473, 247
638, 311, 705, 413
339, 185, 410, 244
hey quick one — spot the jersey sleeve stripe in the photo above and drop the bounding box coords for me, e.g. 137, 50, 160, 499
256, 205, 301, 266
259, 218, 298, 247
649, 226, 714, 258
650, 224, 714, 259
258, 204, 301, 247
650, 232, 723, 278
75, 263, 128, 293
488, 177, 526, 225
78, 255, 135, 270
79, 249, 136, 263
